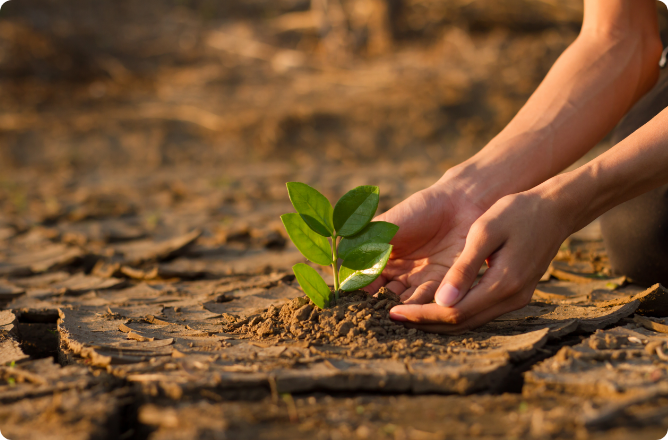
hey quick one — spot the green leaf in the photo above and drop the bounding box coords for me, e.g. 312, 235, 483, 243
339, 243, 392, 291
281, 213, 333, 266
333, 186, 379, 237
338, 221, 399, 260
292, 263, 331, 309
286, 182, 334, 237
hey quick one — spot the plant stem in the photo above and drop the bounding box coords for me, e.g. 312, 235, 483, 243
331, 235, 340, 301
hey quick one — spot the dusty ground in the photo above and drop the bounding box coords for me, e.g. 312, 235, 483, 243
2, 165, 668, 440
2, 1, 668, 439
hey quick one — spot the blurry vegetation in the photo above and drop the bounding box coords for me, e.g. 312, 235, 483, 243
0, 0, 662, 174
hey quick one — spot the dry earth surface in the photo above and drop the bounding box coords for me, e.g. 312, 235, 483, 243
2, 165, 668, 440
2, 1, 668, 439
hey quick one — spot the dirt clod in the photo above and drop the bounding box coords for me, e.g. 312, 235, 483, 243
293, 304, 312, 322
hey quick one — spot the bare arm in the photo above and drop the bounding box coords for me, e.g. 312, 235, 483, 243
394, 87, 668, 333
374, 0, 667, 330
549, 107, 668, 232
444, 0, 662, 211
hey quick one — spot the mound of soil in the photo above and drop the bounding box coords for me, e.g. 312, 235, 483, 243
226, 287, 482, 361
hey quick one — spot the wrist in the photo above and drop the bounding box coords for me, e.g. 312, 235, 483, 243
436, 151, 527, 211
436, 125, 565, 210
527, 167, 599, 235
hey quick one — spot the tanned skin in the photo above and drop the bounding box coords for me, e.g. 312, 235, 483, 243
366, 0, 666, 333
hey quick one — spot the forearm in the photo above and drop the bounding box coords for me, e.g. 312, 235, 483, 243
441, 1, 661, 210
539, 107, 668, 233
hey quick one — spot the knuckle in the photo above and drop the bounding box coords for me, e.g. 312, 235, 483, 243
520, 290, 534, 306
510, 292, 532, 310
495, 268, 523, 295
502, 193, 524, 207
413, 283, 438, 302
452, 263, 478, 283
504, 279, 524, 295
447, 308, 468, 325
469, 220, 490, 240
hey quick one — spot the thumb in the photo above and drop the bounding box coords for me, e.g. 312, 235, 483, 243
435, 222, 503, 307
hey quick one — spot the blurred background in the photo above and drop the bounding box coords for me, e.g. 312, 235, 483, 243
0, 0, 666, 253
0, 0, 589, 172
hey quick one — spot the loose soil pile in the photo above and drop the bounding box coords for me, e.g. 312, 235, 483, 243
230, 287, 503, 361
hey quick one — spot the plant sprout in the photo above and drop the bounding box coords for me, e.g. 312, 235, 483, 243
281, 182, 399, 309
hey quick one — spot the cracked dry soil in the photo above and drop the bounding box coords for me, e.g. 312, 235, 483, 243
3, 1, 668, 438
1, 159, 668, 440
2, 190, 668, 440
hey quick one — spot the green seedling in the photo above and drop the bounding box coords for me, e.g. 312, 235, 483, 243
281, 182, 398, 309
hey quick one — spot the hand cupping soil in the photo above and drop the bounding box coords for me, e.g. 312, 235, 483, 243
225, 287, 485, 360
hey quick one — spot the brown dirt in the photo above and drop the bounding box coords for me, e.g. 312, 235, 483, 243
2, 1, 668, 439
228, 287, 464, 360
1, 162, 667, 438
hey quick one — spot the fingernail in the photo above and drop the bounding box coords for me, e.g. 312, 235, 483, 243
435, 283, 460, 307
389, 310, 408, 322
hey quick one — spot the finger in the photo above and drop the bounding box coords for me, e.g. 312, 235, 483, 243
393, 287, 533, 334
394, 250, 525, 325
385, 280, 408, 296
399, 286, 417, 302
389, 303, 467, 325
438, 245, 540, 324
363, 275, 387, 294
434, 220, 505, 307
402, 280, 440, 305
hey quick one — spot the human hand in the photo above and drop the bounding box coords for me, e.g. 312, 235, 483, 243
387, 188, 573, 333
364, 178, 487, 305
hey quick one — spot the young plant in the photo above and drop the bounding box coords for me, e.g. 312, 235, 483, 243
281, 182, 399, 309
